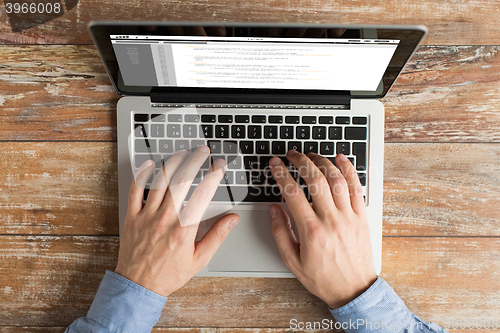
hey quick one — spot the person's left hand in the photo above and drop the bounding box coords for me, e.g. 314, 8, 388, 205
114, 146, 240, 296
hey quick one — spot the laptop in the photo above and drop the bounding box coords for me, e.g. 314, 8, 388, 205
89, 22, 426, 277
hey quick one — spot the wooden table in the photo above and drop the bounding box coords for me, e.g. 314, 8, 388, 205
1, 1, 499, 332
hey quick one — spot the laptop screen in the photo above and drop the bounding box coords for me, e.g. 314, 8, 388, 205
89, 23, 426, 100
110, 35, 398, 92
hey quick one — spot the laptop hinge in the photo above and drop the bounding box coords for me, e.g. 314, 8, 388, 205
150, 91, 351, 108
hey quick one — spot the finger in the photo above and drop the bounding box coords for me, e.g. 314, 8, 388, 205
335, 154, 365, 214
307, 152, 351, 211
270, 204, 301, 273
128, 160, 155, 216
194, 213, 240, 268
161, 145, 212, 220
177, 157, 226, 228
285, 150, 336, 216
144, 149, 190, 211
269, 154, 316, 236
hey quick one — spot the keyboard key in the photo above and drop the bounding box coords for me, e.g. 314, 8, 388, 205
248, 125, 262, 139
266, 171, 277, 185
345, 127, 367, 140
211, 155, 225, 164
218, 115, 233, 123
353, 142, 367, 171
319, 116, 333, 124
312, 126, 327, 139
201, 124, 213, 138
183, 124, 197, 138
151, 114, 166, 122
231, 125, 246, 138
191, 140, 206, 149
175, 140, 189, 151
280, 126, 293, 139
337, 142, 350, 155
288, 141, 302, 153
279, 156, 289, 166
208, 140, 222, 154
159, 140, 173, 153
264, 125, 278, 139
256, 141, 270, 154
252, 115, 266, 123
134, 124, 148, 137
192, 171, 202, 184
272, 141, 286, 155
168, 114, 182, 122
348, 157, 355, 167
269, 115, 283, 123
302, 116, 316, 124
320, 142, 334, 155
260, 156, 272, 170
223, 141, 238, 154
336, 116, 350, 124
201, 156, 210, 169
185, 114, 200, 122
166, 124, 181, 138
303, 142, 319, 154
215, 125, 229, 138
135, 154, 162, 168
251, 171, 266, 185
150, 124, 164, 138
227, 155, 242, 169
221, 171, 234, 184
285, 116, 300, 124
296, 126, 310, 139
239, 141, 254, 154
134, 113, 148, 122
135, 139, 156, 153
353, 116, 368, 125
358, 173, 366, 186
236, 171, 250, 184
201, 115, 216, 122
244, 156, 259, 170
328, 126, 342, 140
235, 115, 250, 123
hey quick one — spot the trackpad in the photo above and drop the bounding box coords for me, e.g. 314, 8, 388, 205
206, 208, 290, 272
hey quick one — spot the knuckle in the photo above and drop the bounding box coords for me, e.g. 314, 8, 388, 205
215, 227, 229, 243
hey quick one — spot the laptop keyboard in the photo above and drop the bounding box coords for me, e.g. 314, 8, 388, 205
133, 110, 368, 204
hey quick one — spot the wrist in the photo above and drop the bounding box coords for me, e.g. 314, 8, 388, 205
326, 274, 378, 309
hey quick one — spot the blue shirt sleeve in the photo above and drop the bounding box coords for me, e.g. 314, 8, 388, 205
65, 270, 167, 333
330, 276, 448, 333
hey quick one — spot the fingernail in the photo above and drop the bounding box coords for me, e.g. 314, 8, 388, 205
269, 156, 281, 166
177, 149, 190, 156
213, 158, 226, 168
287, 149, 298, 156
338, 154, 348, 162
143, 160, 154, 167
270, 205, 279, 219
197, 145, 209, 153
228, 216, 239, 228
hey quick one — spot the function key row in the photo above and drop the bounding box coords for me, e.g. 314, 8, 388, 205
135, 113, 367, 125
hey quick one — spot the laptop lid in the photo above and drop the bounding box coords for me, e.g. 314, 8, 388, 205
89, 22, 426, 104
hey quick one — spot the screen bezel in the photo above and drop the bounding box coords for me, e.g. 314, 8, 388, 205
88, 22, 427, 102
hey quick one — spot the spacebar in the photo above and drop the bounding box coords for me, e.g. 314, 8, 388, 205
186, 186, 282, 202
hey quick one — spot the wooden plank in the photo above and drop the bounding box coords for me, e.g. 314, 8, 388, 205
1, 45, 500, 142
0, 327, 216, 333
0, 236, 498, 327
1, 142, 499, 236
1, 0, 500, 45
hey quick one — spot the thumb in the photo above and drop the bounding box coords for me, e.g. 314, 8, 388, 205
270, 204, 300, 270
194, 213, 239, 267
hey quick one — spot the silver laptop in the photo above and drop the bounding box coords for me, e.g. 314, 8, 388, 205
89, 22, 426, 277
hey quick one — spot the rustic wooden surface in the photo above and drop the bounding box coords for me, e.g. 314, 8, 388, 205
1, 0, 500, 332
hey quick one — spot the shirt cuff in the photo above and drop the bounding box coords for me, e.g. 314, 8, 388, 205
329, 276, 414, 333
87, 270, 168, 333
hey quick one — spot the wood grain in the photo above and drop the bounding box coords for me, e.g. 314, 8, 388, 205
0, 236, 498, 327
1, 0, 500, 45
1, 141, 499, 236
1, 45, 500, 142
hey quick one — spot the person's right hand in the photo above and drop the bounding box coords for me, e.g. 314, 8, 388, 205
268, 150, 377, 309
